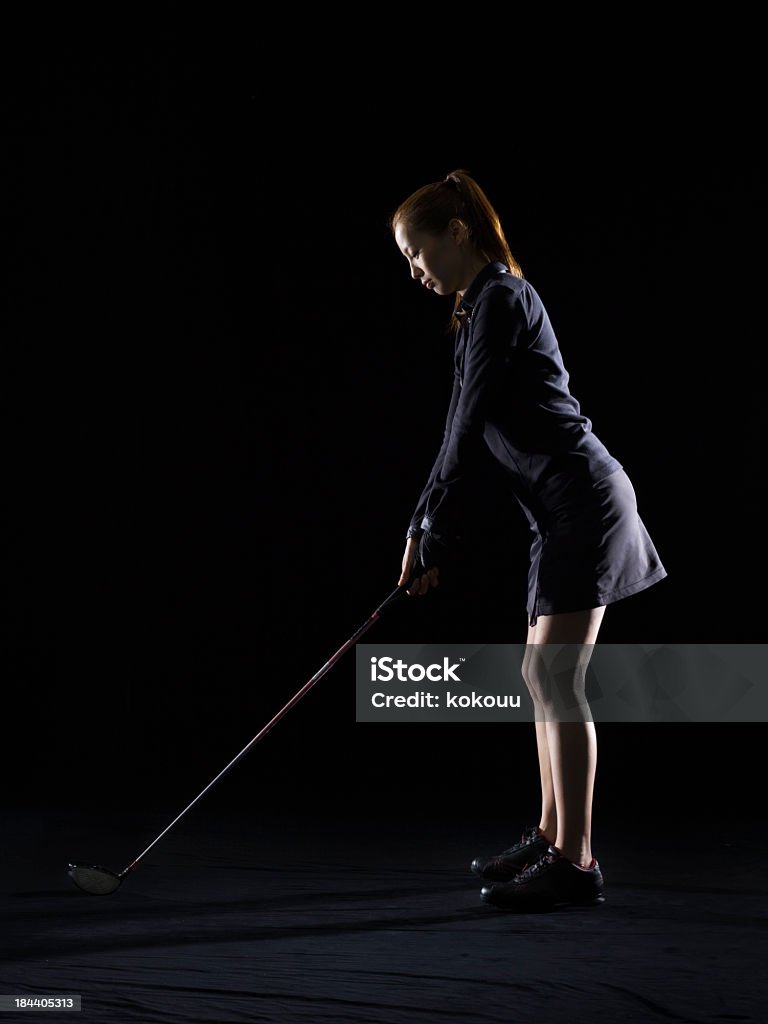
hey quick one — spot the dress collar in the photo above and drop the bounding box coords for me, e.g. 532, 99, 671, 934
456, 260, 509, 318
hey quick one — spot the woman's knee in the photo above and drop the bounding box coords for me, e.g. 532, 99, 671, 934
523, 645, 591, 721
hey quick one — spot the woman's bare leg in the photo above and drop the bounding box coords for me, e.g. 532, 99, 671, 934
523, 628, 557, 843
523, 608, 605, 867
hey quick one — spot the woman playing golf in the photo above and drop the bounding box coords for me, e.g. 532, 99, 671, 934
391, 169, 667, 911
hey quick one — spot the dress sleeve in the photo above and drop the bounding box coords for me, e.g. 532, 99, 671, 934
417, 284, 526, 538
406, 368, 462, 539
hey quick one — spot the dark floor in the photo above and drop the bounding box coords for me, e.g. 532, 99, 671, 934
2, 802, 766, 1023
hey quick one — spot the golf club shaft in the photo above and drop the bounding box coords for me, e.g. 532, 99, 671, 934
121, 579, 411, 876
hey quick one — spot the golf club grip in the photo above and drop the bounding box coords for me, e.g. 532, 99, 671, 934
372, 562, 433, 616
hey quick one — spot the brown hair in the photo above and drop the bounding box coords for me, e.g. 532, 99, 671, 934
390, 168, 524, 332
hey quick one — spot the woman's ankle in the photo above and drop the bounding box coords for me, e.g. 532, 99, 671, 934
537, 824, 556, 844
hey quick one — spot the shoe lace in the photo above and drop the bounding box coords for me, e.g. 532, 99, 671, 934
517, 848, 559, 881
502, 826, 540, 855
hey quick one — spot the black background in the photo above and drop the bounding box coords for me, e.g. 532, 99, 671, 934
4, 46, 764, 830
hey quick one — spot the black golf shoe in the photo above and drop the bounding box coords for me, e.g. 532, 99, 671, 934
470, 826, 552, 881
480, 845, 605, 911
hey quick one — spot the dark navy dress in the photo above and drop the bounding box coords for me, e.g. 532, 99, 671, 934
407, 261, 667, 626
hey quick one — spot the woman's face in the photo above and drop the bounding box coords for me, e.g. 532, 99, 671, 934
394, 219, 464, 296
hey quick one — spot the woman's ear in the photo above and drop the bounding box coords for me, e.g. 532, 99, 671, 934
448, 218, 469, 245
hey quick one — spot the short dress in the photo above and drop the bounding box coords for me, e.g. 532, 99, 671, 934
520, 465, 668, 626
406, 261, 669, 626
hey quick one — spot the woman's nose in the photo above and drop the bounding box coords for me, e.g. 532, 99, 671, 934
410, 263, 422, 280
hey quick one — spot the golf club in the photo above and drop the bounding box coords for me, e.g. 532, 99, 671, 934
68, 569, 426, 895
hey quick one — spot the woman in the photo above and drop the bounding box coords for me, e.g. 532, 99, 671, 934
391, 169, 668, 912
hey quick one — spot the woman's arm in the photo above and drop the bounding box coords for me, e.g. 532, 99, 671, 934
420, 284, 526, 538
406, 368, 462, 539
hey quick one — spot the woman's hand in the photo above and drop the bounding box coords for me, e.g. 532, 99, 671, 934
399, 536, 439, 596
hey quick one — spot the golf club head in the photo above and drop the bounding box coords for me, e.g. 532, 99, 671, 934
67, 863, 123, 895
